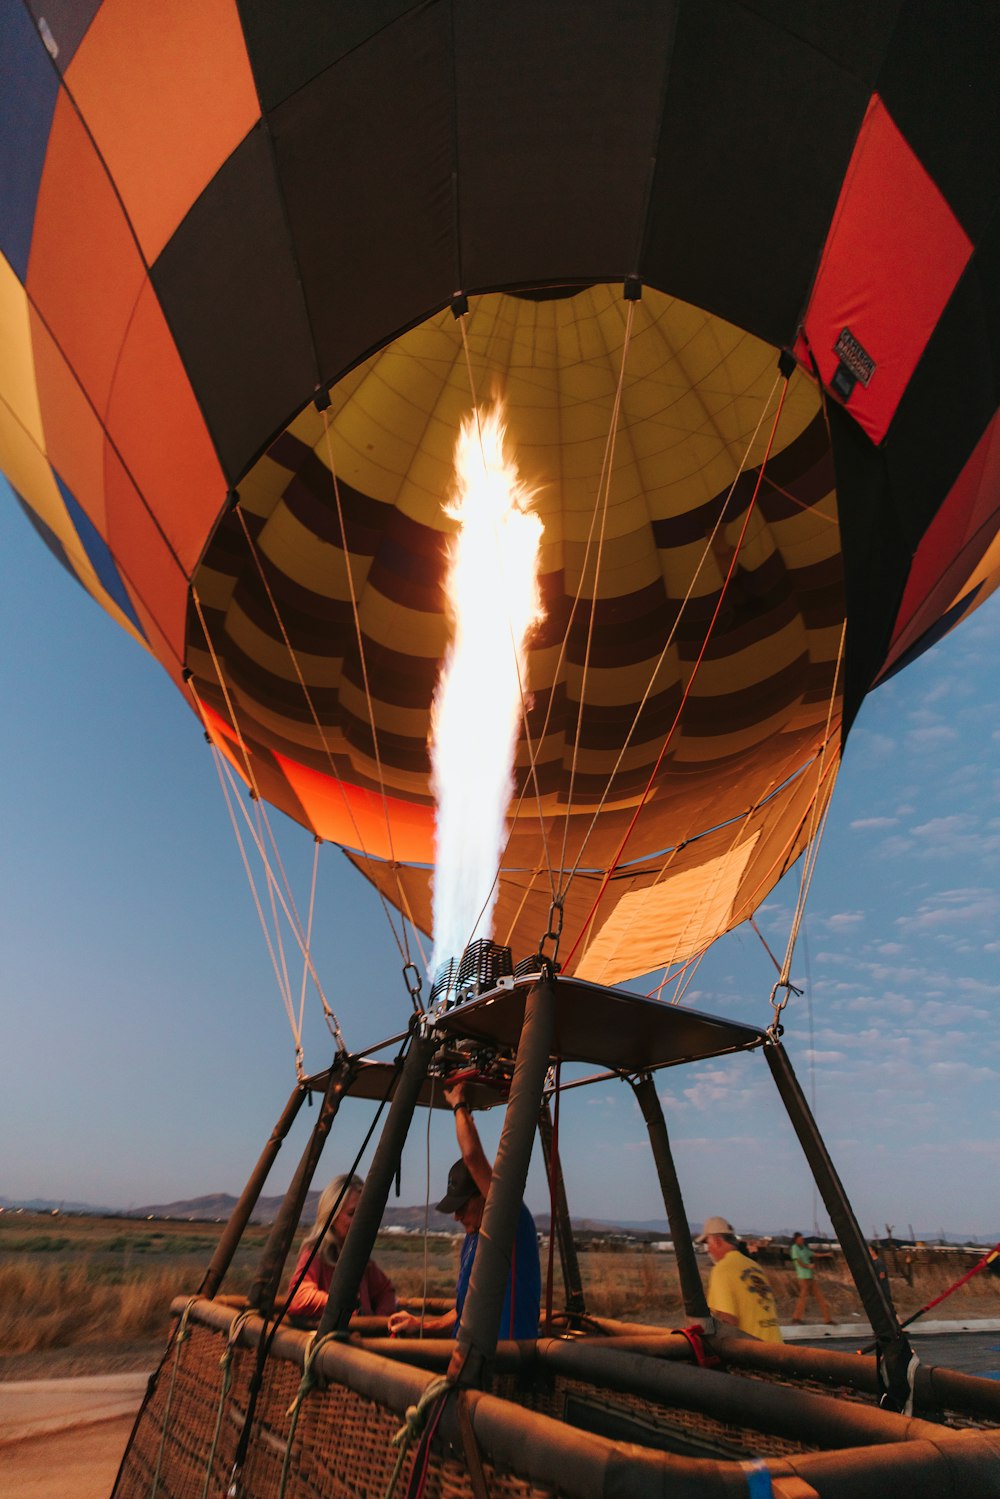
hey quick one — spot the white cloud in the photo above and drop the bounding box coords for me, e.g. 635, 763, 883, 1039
826, 911, 865, 930
905, 725, 960, 751
895, 888, 999, 934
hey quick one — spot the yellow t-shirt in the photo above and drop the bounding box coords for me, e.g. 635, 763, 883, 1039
708, 1250, 783, 1342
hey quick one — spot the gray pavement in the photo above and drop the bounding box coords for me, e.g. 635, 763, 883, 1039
0, 1373, 149, 1446
784, 1317, 1000, 1377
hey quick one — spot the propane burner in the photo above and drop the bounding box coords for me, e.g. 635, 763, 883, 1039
429, 938, 514, 1010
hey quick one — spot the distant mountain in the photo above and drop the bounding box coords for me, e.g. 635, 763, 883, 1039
127, 1193, 461, 1232
3, 1193, 996, 1245
127, 1195, 689, 1237
0, 1194, 111, 1215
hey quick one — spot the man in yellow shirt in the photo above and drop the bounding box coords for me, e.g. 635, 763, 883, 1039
696, 1216, 783, 1342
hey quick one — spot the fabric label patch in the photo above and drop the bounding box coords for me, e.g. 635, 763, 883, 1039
833, 327, 876, 388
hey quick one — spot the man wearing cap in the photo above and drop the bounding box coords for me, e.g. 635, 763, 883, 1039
387, 1081, 541, 1339
697, 1216, 783, 1342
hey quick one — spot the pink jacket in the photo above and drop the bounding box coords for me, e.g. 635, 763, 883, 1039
286, 1244, 396, 1321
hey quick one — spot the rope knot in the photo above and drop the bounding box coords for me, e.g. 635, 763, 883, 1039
767, 977, 802, 1037
391, 1376, 450, 1448
286, 1331, 337, 1418
383, 1377, 453, 1499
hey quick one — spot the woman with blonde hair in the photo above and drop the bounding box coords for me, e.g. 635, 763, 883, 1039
287, 1174, 396, 1321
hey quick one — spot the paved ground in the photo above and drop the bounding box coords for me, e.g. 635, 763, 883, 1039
0, 1373, 147, 1499
0, 1373, 149, 1446
0, 1414, 136, 1499
783, 1316, 1000, 1376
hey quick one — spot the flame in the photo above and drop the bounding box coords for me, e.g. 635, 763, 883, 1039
429, 402, 544, 974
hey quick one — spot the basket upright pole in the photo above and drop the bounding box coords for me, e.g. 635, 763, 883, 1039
450, 976, 556, 1387
199, 1080, 309, 1299
764, 1036, 915, 1409
630, 1071, 711, 1321
537, 1099, 586, 1318
247, 1053, 355, 1315
318, 1024, 438, 1335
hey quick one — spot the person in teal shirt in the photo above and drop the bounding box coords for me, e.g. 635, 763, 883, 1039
790, 1231, 833, 1324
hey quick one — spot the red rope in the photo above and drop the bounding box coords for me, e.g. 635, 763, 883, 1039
405, 1392, 448, 1499
859, 1243, 1000, 1355
564, 378, 791, 969
901, 1243, 1000, 1325
672, 1323, 721, 1368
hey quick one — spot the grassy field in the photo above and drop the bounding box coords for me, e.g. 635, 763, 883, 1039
2, 1210, 997, 1378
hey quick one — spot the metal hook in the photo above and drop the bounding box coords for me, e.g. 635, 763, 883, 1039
402, 961, 424, 1015
538, 898, 564, 965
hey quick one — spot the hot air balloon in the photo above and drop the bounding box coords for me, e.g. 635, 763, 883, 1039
4, 1, 1000, 1492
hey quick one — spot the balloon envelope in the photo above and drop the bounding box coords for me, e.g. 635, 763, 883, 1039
2, 2, 998, 981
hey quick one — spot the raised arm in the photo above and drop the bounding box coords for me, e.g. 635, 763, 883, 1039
443, 1081, 492, 1198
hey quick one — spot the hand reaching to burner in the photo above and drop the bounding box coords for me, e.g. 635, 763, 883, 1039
443, 1080, 468, 1112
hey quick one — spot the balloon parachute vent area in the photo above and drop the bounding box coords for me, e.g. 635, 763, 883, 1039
430, 940, 514, 1009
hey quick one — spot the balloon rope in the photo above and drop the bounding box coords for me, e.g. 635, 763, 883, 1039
296, 835, 322, 1053
235, 503, 419, 971
318, 410, 417, 968
555, 369, 785, 903
666, 947, 707, 1006
209, 738, 346, 1055
387, 870, 430, 975
563, 376, 792, 969
191, 586, 267, 801
727, 752, 841, 938
208, 740, 306, 1068
500, 867, 546, 951
254, 791, 297, 1036
189, 594, 348, 1050
232, 510, 372, 856
776, 619, 847, 989
589, 785, 759, 992
238, 488, 413, 971
556, 298, 637, 886
189, 592, 318, 1054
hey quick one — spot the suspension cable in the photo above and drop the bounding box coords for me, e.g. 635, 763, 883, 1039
207, 739, 346, 1056
296, 836, 322, 1053
593, 796, 760, 993
776, 619, 847, 988
207, 744, 305, 1069
564, 374, 793, 969
556, 297, 637, 887
317, 407, 417, 968
557, 369, 785, 901
187, 596, 342, 992
231, 501, 414, 968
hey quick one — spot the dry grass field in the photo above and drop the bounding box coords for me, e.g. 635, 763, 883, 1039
2, 1210, 997, 1380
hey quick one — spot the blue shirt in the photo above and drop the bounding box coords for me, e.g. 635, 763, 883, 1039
454, 1202, 540, 1340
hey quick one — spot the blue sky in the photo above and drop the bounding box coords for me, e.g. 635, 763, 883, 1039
1, 481, 998, 1239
